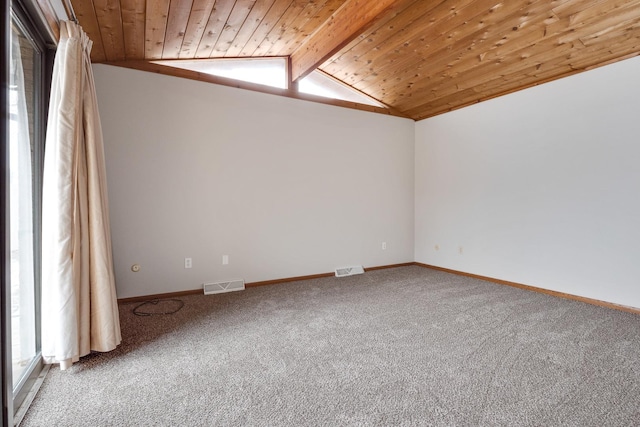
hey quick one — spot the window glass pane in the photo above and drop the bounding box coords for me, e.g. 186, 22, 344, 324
154, 58, 386, 108
155, 58, 288, 89
299, 70, 384, 107
9, 18, 38, 389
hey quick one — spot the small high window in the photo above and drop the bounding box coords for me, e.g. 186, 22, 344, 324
155, 58, 385, 108
298, 70, 384, 107
154, 58, 288, 89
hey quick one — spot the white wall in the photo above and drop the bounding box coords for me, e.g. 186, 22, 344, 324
93, 65, 415, 298
415, 56, 640, 308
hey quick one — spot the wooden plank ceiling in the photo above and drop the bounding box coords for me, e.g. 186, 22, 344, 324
72, 0, 640, 120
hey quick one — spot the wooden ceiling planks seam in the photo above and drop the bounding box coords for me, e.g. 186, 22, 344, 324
194, 0, 236, 58
145, 0, 170, 59
355, 0, 561, 94
178, 0, 216, 58
370, 1, 567, 108
73, 0, 107, 61
121, 0, 145, 59
92, 0, 126, 61
290, 0, 414, 81
237, 0, 297, 56
336, 0, 640, 114
319, 0, 453, 79
223, 0, 277, 57
265, 0, 338, 57
405, 35, 640, 119
334, 0, 511, 94
273, 0, 346, 56
71, 0, 640, 120
163, 0, 194, 58
252, 0, 309, 57
390, 1, 640, 114
211, 0, 256, 56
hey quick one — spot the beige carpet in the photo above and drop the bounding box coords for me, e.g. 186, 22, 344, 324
22, 266, 640, 426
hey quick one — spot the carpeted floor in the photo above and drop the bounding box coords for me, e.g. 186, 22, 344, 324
21, 266, 640, 426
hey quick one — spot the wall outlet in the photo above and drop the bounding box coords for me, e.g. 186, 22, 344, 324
184, 257, 192, 269
381, 242, 387, 250
222, 255, 229, 265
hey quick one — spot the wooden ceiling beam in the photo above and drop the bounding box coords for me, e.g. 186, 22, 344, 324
274, 0, 345, 57
320, 0, 461, 79
289, 0, 411, 82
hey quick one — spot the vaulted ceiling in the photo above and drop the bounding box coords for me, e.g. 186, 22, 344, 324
72, 0, 640, 120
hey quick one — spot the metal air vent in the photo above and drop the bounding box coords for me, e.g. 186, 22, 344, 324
203, 279, 245, 295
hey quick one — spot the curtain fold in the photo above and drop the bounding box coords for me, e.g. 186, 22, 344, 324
42, 21, 121, 369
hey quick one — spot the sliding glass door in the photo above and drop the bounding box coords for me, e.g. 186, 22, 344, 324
10, 10, 41, 396
2, 0, 10, 423
3, 2, 52, 423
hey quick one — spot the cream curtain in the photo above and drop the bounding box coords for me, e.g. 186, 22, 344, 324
42, 21, 121, 370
